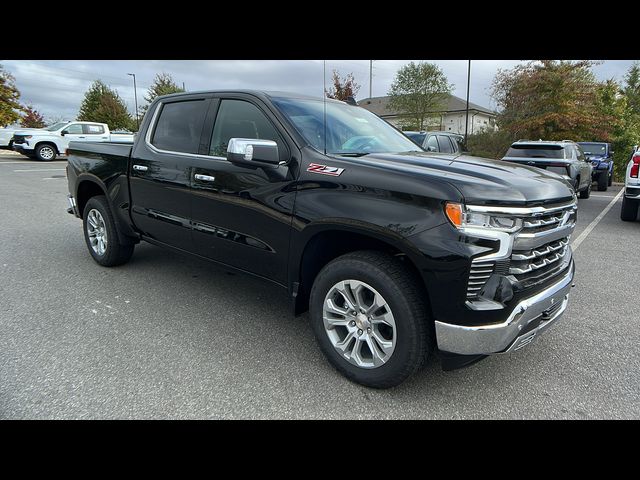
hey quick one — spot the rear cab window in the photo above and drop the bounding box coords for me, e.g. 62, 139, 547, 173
150, 99, 209, 154
83, 124, 105, 135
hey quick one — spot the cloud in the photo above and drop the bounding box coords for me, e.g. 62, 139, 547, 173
2, 59, 635, 122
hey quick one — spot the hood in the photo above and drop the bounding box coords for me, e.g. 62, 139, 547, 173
355, 152, 575, 207
12, 128, 50, 135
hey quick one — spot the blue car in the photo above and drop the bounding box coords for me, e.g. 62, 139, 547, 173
578, 142, 614, 191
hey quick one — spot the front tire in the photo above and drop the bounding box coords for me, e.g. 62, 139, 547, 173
608, 170, 613, 186
83, 196, 134, 266
621, 196, 639, 222
35, 143, 57, 161
309, 250, 431, 389
579, 179, 591, 199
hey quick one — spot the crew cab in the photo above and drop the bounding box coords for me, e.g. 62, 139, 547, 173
502, 140, 593, 198
578, 141, 614, 191
621, 146, 640, 221
13, 121, 134, 161
65, 90, 577, 388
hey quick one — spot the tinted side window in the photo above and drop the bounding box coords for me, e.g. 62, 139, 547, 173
451, 136, 465, 153
83, 124, 105, 135
210, 99, 284, 158
151, 100, 208, 154
65, 124, 83, 134
437, 135, 454, 153
426, 135, 439, 151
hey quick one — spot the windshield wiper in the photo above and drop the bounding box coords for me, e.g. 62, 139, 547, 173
331, 152, 371, 157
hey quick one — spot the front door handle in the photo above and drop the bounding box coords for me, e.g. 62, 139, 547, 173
133, 164, 148, 172
195, 174, 216, 182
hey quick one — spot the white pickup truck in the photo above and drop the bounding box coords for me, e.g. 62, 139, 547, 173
12, 121, 134, 161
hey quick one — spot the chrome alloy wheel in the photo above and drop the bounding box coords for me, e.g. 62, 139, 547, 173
322, 279, 397, 369
38, 145, 55, 160
86, 209, 108, 256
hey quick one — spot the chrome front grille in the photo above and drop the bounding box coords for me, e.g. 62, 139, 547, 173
510, 202, 576, 285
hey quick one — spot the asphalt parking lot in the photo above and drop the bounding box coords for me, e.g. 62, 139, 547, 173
1, 153, 639, 419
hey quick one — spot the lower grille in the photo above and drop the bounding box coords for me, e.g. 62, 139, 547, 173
466, 260, 494, 299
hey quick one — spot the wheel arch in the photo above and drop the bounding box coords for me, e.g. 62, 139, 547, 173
290, 223, 430, 317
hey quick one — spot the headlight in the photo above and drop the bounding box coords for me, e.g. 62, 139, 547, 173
24, 135, 33, 139
445, 202, 523, 233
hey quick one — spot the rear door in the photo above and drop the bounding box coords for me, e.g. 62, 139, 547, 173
187, 94, 298, 284
129, 96, 212, 251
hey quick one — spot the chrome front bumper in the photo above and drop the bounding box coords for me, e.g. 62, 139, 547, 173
435, 260, 575, 355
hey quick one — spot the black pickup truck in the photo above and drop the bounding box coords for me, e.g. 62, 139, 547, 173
66, 90, 577, 388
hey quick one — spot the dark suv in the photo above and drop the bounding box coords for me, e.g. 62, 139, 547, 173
404, 131, 466, 154
502, 140, 593, 199
577, 142, 614, 191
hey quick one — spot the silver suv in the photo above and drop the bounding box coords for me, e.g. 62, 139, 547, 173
501, 140, 593, 199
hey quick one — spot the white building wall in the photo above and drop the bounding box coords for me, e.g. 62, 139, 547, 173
441, 112, 496, 134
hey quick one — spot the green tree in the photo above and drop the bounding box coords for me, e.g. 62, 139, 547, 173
141, 73, 184, 112
0, 64, 23, 127
325, 70, 361, 101
20, 105, 46, 128
77, 80, 133, 130
623, 61, 640, 114
387, 62, 452, 131
491, 60, 614, 141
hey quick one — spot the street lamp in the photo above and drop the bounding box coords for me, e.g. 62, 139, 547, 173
127, 73, 139, 131
464, 60, 471, 143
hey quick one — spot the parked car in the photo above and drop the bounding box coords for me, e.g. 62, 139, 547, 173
403, 130, 466, 154
501, 140, 593, 198
577, 141, 614, 191
621, 146, 640, 221
12, 121, 134, 161
65, 90, 577, 388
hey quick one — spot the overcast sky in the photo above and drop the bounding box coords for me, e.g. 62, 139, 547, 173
2, 60, 637, 123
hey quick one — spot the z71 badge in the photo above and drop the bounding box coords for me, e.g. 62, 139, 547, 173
307, 163, 345, 177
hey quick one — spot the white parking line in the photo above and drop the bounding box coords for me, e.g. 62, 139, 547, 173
13, 169, 66, 172
571, 188, 624, 251
0, 161, 66, 165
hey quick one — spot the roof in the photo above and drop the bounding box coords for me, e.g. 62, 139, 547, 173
511, 140, 576, 146
357, 95, 496, 117
157, 89, 347, 105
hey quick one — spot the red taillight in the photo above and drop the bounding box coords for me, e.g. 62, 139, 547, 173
631, 154, 640, 178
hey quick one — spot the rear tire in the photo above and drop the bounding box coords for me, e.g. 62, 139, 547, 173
621, 196, 639, 222
309, 250, 430, 389
83, 195, 134, 266
35, 143, 57, 161
597, 171, 608, 191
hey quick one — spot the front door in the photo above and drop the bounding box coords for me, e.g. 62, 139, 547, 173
189, 95, 298, 285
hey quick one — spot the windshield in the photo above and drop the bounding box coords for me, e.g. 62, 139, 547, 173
272, 97, 422, 156
505, 144, 565, 159
404, 132, 426, 145
578, 143, 607, 156
46, 122, 69, 131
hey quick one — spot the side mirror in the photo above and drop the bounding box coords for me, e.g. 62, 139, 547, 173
60, 130, 67, 136
226, 138, 280, 167
427, 145, 437, 152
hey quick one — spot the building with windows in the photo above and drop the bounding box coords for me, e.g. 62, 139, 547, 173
357, 94, 498, 134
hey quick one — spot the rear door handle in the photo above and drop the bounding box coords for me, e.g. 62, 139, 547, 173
133, 165, 148, 172
195, 174, 215, 182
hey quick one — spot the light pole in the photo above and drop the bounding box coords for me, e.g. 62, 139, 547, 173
464, 60, 471, 143
127, 73, 139, 131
